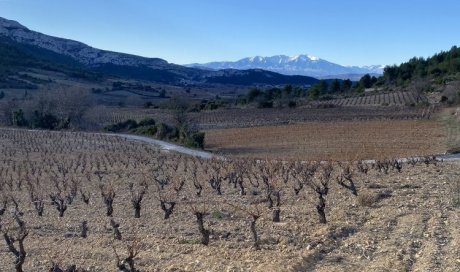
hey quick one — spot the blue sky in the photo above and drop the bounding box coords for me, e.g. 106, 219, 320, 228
0, 0, 459, 66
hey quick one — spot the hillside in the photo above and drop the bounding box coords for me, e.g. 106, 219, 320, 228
0, 17, 319, 87
377, 46, 460, 86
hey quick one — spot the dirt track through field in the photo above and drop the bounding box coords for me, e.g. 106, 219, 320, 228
108, 133, 215, 159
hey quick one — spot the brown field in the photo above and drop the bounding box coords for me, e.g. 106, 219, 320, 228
314, 91, 423, 107
204, 119, 446, 161
0, 129, 458, 272
80, 104, 431, 131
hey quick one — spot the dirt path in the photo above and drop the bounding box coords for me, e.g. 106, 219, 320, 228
107, 133, 216, 159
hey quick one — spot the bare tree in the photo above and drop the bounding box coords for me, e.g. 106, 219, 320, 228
110, 219, 122, 241
79, 189, 90, 205
337, 162, 358, 196
291, 162, 318, 195
129, 181, 147, 218
49, 192, 68, 217
112, 238, 142, 272
226, 200, 264, 250
390, 159, 403, 173
80, 221, 88, 238
226, 160, 249, 195
207, 159, 226, 195
259, 161, 285, 222
2, 205, 29, 272
309, 162, 333, 224
0, 199, 7, 215
27, 179, 45, 216
356, 160, 369, 175
190, 202, 210, 245
99, 183, 116, 217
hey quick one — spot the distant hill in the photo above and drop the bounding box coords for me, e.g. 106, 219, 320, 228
377, 46, 460, 85
188, 54, 384, 79
202, 69, 318, 86
0, 17, 319, 87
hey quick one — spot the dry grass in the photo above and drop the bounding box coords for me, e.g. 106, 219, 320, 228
357, 191, 379, 207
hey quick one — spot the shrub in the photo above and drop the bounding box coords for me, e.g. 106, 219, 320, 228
134, 125, 157, 136
12, 109, 28, 127
143, 101, 153, 108
358, 191, 378, 207
156, 123, 178, 140
185, 132, 205, 149
138, 118, 156, 127
31, 112, 60, 129
105, 119, 138, 132
257, 100, 273, 108
288, 101, 297, 108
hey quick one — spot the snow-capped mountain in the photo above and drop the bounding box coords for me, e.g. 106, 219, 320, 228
0, 17, 320, 86
188, 55, 384, 79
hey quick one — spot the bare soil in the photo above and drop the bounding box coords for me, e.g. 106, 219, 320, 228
204, 120, 446, 161
0, 129, 458, 272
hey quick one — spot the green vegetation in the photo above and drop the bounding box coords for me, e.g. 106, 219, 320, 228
0, 36, 101, 83
375, 46, 460, 86
308, 78, 363, 100
189, 98, 226, 111
238, 85, 309, 107
105, 118, 205, 149
12, 109, 69, 129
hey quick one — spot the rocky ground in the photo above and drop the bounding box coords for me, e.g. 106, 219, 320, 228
0, 129, 458, 272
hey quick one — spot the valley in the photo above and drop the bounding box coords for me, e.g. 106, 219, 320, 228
0, 12, 459, 272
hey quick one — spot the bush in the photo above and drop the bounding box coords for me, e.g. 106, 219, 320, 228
104, 118, 205, 149
156, 123, 178, 140
358, 191, 378, 207
32, 112, 60, 129
143, 101, 153, 108
134, 125, 157, 136
186, 132, 205, 149
12, 109, 27, 127
288, 101, 297, 108
138, 118, 156, 127
105, 119, 138, 132
257, 101, 273, 108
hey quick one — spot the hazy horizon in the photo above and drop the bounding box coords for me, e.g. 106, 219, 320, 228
0, 0, 459, 67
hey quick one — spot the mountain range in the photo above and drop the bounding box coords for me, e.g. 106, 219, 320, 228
0, 17, 322, 87
188, 55, 384, 80
3, 17, 385, 87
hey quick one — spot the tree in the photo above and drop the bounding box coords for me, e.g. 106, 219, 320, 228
329, 79, 341, 93
308, 84, 321, 99
12, 109, 27, 127
359, 74, 373, 89
282, 85, 293, 97
318, 80, 328, 94
247, 88, 261, 102
341, 79, 352, 92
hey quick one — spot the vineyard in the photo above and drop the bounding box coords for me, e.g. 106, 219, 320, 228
80, 104, 434, 131
314, 91, 426, 107
204, 119, 446, 161
0, 129, 458, 271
